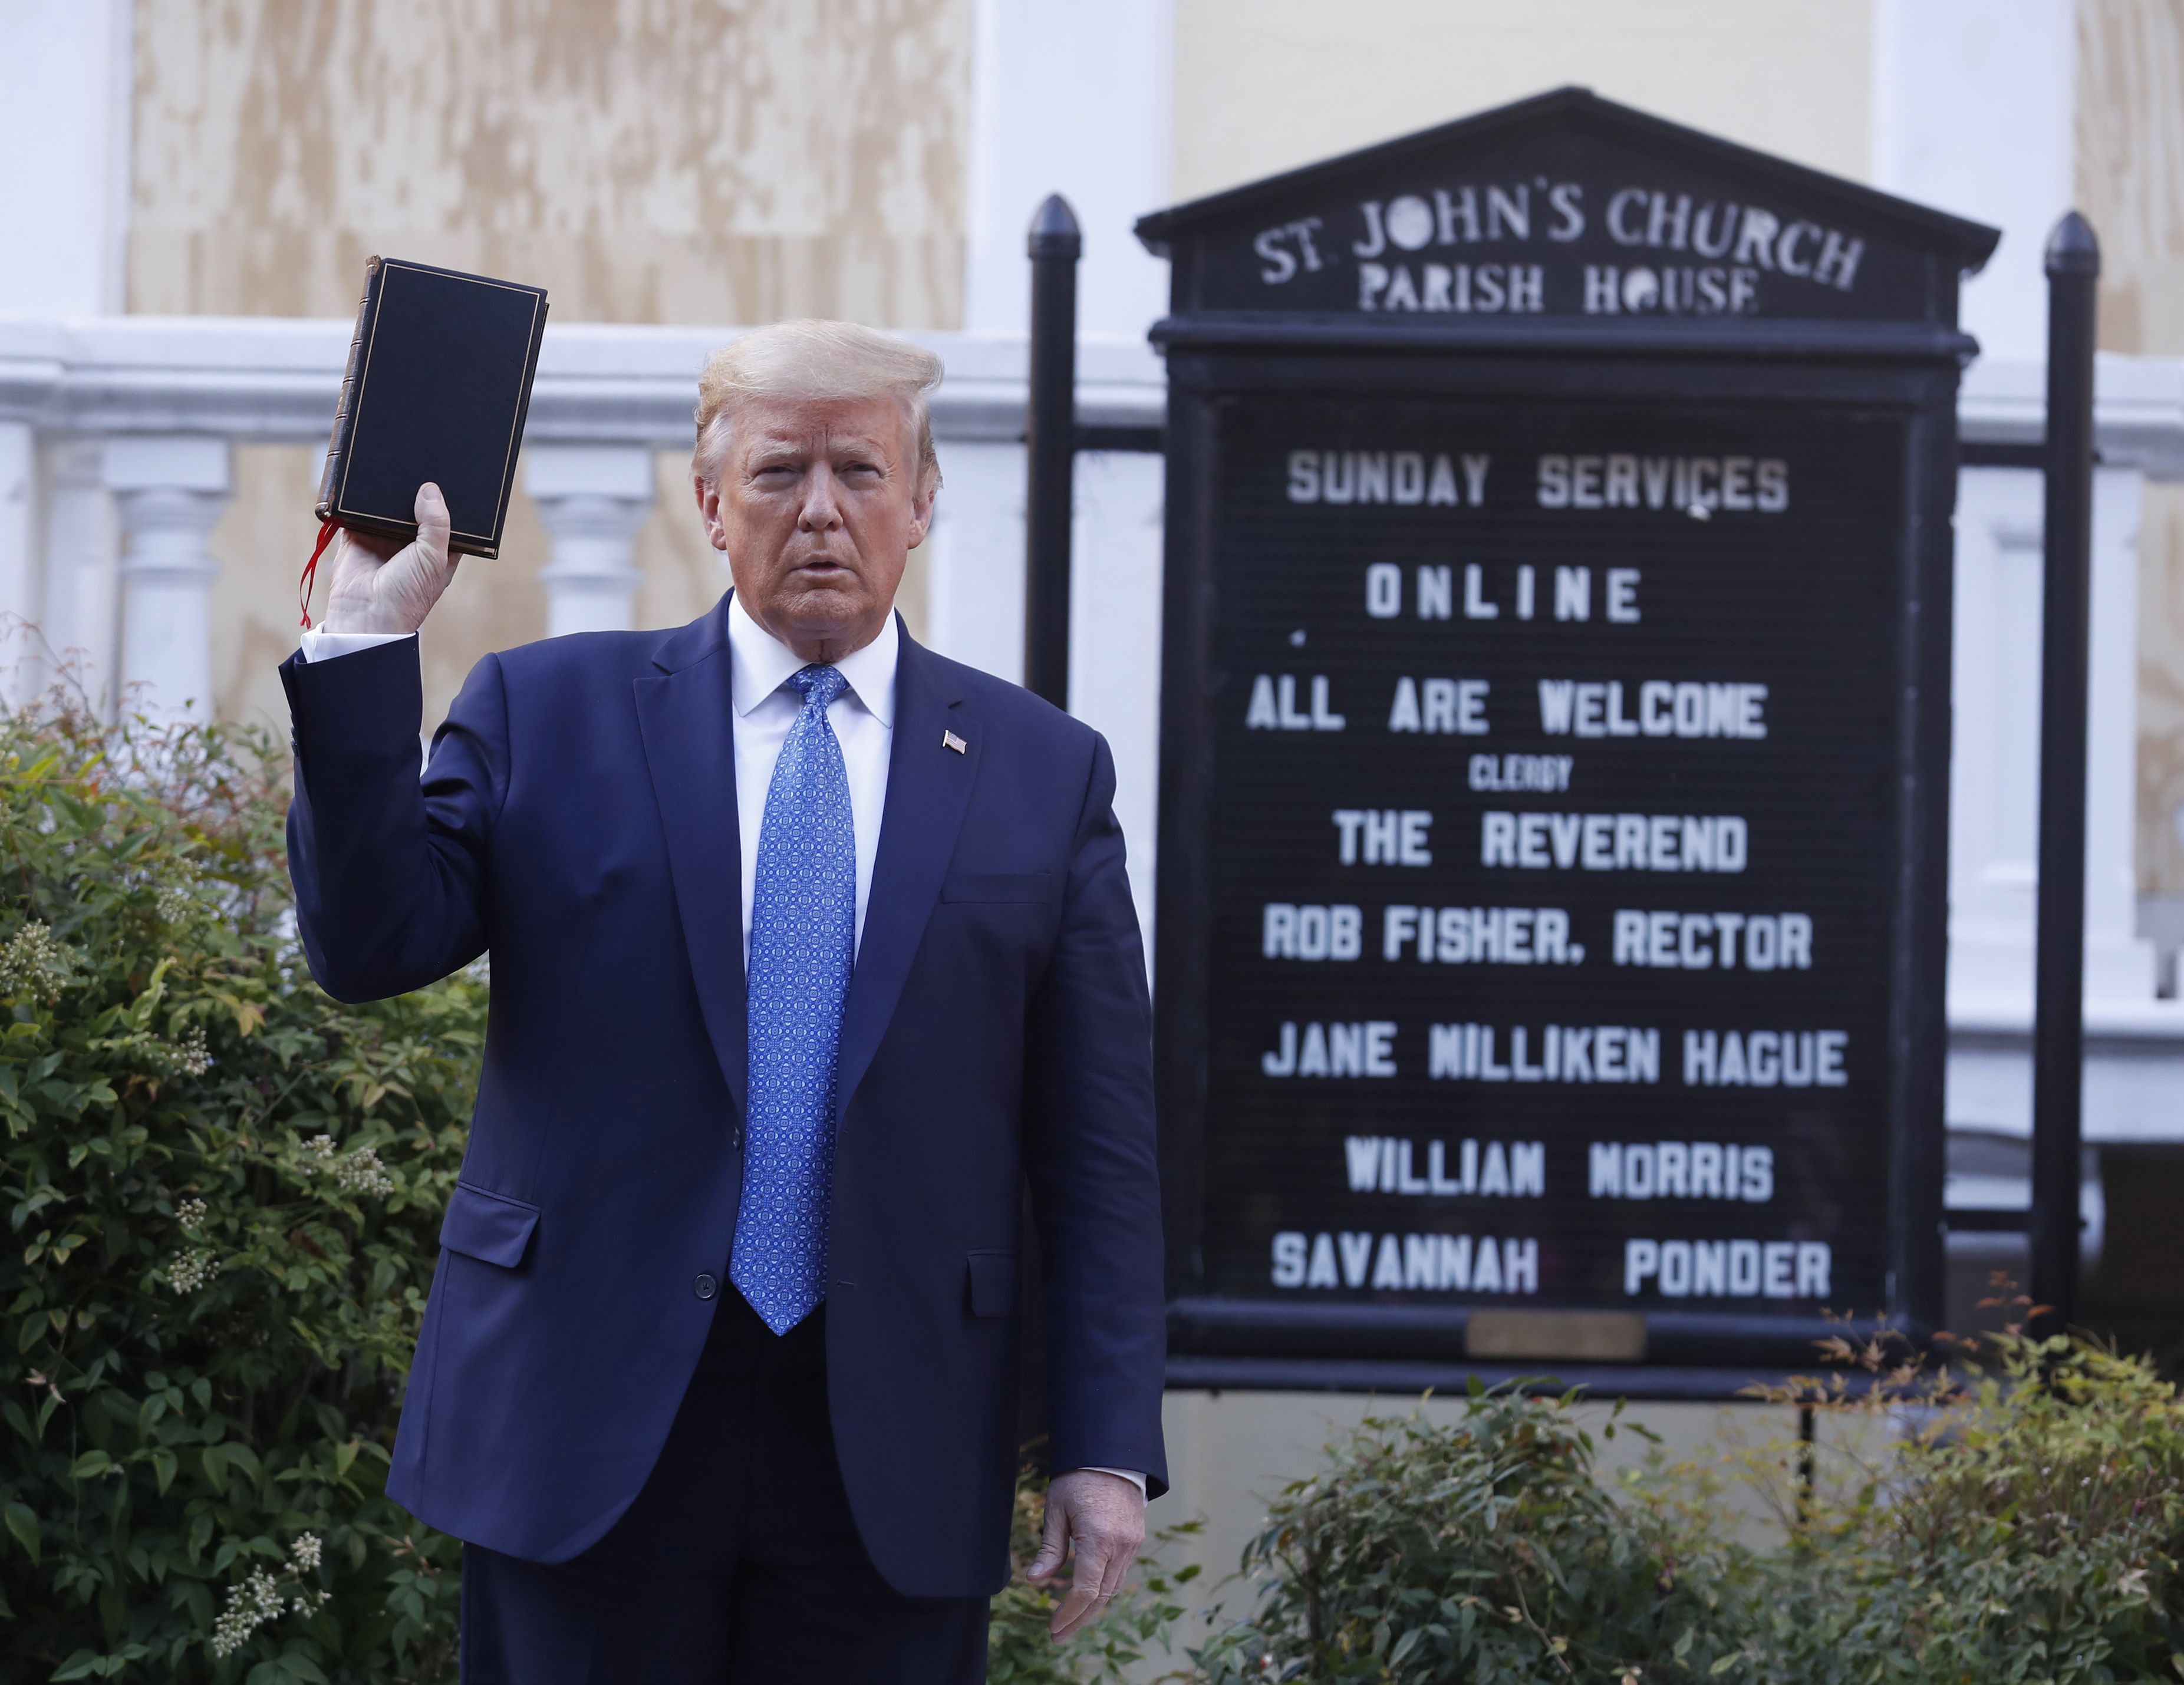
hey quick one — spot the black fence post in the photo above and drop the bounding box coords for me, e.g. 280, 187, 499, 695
2030, 211, 2100, 1337
1024, 193, 1082, 712
1017, 194, 1083, 1458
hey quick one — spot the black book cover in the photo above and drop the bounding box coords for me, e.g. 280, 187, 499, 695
315, 256, 550, 559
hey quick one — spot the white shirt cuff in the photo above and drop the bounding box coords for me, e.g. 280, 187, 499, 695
1078, 1466, 1148, 1495
298, 628, 414, 662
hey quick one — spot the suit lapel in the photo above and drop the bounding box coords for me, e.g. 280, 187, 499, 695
634, 597, 748, 1117
834, 625, 975, 1118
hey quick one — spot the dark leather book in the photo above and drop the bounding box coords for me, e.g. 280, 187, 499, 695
315, 256, 550, 559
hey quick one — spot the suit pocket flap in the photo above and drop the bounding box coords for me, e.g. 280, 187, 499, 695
439, 1182, 540, 1269
966, 1250, 1020, 1317
942, 872, 1059, 903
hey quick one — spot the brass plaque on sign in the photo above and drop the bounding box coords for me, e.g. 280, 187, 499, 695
1465, 1310, 1648, 1362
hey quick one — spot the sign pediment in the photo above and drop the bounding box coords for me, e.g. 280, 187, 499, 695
1137, 88, 1998, 329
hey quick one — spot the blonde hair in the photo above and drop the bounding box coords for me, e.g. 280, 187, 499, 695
692, 319, 944, 490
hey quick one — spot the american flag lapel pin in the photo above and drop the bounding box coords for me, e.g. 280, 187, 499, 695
942, 730, 968, 754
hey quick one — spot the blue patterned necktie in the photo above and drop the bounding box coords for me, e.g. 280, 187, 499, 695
732, 664, 855, 1335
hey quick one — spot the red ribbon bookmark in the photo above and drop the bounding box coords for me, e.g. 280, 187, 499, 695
298, 517, 340, 629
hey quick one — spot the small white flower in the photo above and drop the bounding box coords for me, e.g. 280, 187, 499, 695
335, 1146, 394, 1198
0, 921, 72, 1004
176, 1197, 208, 1232
301, 1133, 394, 1197
155, 883, 198, 924
166, 1248, 221, 1293
210, 1567, 286, 1657
167, 1025, 211, 1078
290, 1532, 322, 1572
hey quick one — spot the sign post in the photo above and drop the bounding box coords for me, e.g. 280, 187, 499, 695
2028, 213, 2101, 1337
1024, 193, 1083, 711
1137, 88, 1998, 1391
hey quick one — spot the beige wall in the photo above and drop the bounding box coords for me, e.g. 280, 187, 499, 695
134, 0, 970, 727
131, 0, 972, 325
1170, 0, 1874, 202
2076, 0, 2184, 893
2076, 0, 2184, 359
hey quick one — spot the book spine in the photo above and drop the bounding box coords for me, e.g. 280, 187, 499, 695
315, 255, 385, 521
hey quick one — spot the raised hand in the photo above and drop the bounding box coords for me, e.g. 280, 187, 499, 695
1026, 1468, 1147, 1641
321, 482, 458, 635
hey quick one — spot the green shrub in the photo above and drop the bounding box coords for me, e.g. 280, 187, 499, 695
1177, 1325, 2184, 1685
1190, 1385, 1745, 1684
1707, 1308, 2184, 1684
0, 703, 479, 1682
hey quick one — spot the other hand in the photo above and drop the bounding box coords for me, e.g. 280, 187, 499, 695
1026, 1469, 1147, 1641
322, 483, 457, 634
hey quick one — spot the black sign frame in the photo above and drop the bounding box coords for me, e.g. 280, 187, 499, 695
1138, 89, 1998, 1392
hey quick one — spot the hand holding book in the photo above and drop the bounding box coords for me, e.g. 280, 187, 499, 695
299, 256, 548, 628
320, 482, 459, 635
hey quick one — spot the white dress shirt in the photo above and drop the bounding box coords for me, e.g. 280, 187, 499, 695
724, 593, 892, 965
298, 611, 1145, 1495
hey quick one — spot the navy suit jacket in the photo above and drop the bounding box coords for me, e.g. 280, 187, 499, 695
279, 595, 1168, 1598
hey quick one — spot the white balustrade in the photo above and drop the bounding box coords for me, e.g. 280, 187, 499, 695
1948, 464, 2156, 1012
6, 313, 2184, 1139
526, 444, 655, 637
1066, 448, 1166, 955
103, 434, 230, 722
924, 441, 1029, 684
37, 440, 118, 715
0, 418, 35, 707
1953, 354, 2184, 1139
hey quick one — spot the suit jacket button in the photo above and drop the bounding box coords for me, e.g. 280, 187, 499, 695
693, 1272, 718, 1301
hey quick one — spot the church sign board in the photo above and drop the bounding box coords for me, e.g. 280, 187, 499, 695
1135, 88, 1999, 1386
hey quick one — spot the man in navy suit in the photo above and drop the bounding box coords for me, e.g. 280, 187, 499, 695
281, 319, 1167, 1683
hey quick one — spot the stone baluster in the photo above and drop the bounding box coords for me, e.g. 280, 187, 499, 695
39, 440, 120, 717
0, 417, 35, 707
103, 436, 230, 722
525, 444, 655, 637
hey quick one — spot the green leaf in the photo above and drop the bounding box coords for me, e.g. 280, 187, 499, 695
5, 1500, 40, 1565
69, 1449, 115, 1479
222, 1440, 263, 1488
